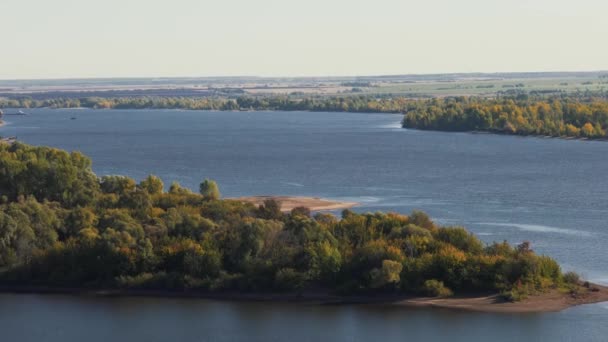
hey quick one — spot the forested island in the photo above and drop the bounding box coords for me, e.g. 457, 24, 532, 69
402, 97, 608, 139
0, 142, 605, 312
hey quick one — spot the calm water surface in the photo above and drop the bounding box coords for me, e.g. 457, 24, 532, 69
1, 109, 607, 341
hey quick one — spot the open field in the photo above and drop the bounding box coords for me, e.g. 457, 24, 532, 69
1, 72, 606, 99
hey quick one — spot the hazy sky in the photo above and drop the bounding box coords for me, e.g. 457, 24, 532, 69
1, 0, 607, 79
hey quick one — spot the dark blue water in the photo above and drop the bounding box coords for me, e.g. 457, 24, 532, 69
1, 109, 607, 341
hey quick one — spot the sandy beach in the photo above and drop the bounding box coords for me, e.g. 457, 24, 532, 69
230, 195, 358, 212
390, 285, 608, 313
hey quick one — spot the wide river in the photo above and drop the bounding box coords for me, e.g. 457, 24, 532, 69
1, 109, 607, 341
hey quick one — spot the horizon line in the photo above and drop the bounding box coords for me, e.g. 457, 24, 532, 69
1, 70, 607, 82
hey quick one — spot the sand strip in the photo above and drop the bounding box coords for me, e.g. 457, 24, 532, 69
230, 196, 358, 212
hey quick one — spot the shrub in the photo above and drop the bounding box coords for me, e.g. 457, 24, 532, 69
199, 179, 220, 200
563, 271, 580, 285
434, 226, 483, 254
115, 272, 188, 289
369, 259, 403, 289
502, 288, 527, 302
274, 268, 307, 291
290, 206, 311, 218
422, 279, 453, 297
409, 211, 435, 230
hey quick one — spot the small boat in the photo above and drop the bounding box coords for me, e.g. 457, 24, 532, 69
70, 117, 77, 120
5, 110, 28, 116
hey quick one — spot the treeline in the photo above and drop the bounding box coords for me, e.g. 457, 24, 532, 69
0, 143, 580, 300
4, 94, 608, 141
402, 97, 608, 139
0, 95, 409, 113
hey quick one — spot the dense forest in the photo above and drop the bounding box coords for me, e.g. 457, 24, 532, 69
402, 97, 608, 139
0, 143, 583, 301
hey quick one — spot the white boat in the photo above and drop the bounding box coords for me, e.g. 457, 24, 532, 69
5, 110, 28, 116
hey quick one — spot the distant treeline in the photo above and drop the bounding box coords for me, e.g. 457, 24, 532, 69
3, 93, 608, 139
0, 143, 582, 300
402, 97, 608, 139
0, 96, 408, 113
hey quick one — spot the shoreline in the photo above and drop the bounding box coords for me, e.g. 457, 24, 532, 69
230, 195, 358, 212
1, 284, 607, 313
472, 129, 608, 142
0, 106, 403, 115
404, 126, 608, 142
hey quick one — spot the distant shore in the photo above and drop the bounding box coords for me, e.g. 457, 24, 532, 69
1, 283, 606, 313
230, 195, 358, 212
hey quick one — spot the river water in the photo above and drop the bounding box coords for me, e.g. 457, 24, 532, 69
1, 109, 607, 341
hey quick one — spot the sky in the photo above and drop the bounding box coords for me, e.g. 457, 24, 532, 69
1, 0, 607, 79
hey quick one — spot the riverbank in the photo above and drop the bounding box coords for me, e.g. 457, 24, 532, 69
230, 196, 358, 212
392, 285, 608, 313
470, 129, 608, 142
1, 283, 606, 313
403, 126, 608, 142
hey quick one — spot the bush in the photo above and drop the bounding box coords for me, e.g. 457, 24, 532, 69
369, 260, 403, 289
563, 271, 580, 285
115, 272, 188, 289
274, 268, 307, 291
502, 288, 528, 302
422, 279, 453, 297
568, 285, 585, 298
199, 179, 220, 200
434, 227, 483, 254
290, 206, 311, 218
409, 211, 435, 230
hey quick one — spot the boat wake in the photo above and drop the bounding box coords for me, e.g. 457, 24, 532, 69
281, 181, 305, 187
477, 222, 594, 237
377, 122, 403, 129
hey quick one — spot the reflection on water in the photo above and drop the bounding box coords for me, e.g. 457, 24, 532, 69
1, 294, 607, 342
0, 295, 608, 342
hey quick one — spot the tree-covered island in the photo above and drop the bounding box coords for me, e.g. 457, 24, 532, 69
402, 97, 608, 139
0, 142, 605, 312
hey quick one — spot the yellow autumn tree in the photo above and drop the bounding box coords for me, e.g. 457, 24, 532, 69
565, 124, 580, 137
581, 123, 595, 138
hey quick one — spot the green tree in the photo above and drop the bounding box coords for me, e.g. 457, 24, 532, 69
199, 179, 220, 200
139, 175, 164, 194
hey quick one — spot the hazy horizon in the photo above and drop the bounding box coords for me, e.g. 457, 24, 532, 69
2, 0, 607, 79
0, 70, 607, 82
